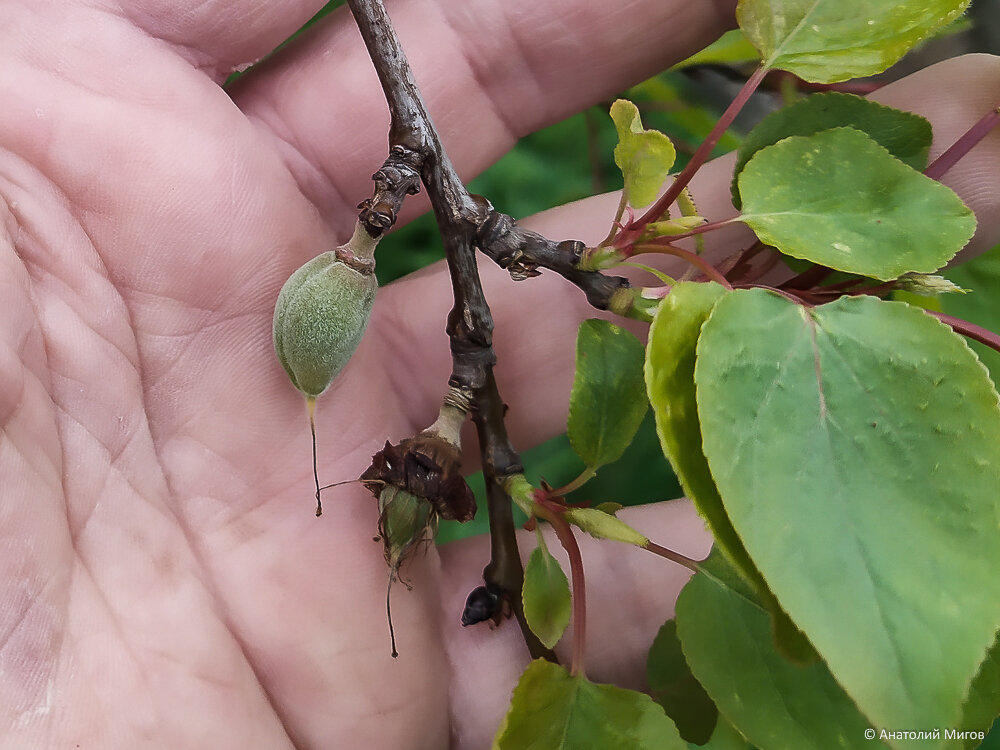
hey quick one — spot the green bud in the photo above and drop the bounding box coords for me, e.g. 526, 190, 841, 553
501, 473, 538, 517
578, 245, 627, 272
641, 215, 707, 238
273, 223, 379, 398
896, 272, 968, 297
377, 487, 438, 572
376, 487, 438, 658
563, 507, 649, 547
607, 286, 659, 323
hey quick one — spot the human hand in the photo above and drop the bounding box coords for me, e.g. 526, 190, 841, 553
1, 1, 998, 748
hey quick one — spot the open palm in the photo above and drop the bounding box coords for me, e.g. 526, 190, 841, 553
3, 0, 999, 747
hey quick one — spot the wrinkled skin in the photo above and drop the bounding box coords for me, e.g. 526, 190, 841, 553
2, 0, 1000, 747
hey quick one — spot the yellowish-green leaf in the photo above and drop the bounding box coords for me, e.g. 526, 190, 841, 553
731, 92, 932, 208
522, 537, 572, 650
494, 660, 687, 750
737, 0, 970, 83
645, 282, 816, 665
695, 290, 1000, 744
673, 29, 761, 69
610, 99, 677, 208
739, 128, 976, 280
645, 282, 755, 580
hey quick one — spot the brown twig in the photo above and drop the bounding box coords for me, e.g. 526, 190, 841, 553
356, 145, 424, 238
476, 210, 631, 309
346, 0, 560, 660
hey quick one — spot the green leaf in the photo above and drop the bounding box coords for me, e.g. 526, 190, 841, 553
625, 75, 743, 158
522, 537, 572, 650
645, 284, 818, 665
610, 99, 677, 208
739, 127, 976, 280
673, 29, 761, 69
694, 289, 1000, 742
736, 0, 970, 82
647, 620, 718, 744
563, 507, 649, 547
944, 243, 1000, 382
694, 716, 752, 750
645, 282, 758, 583
568, 319, 649, 470
676, 550, 891, 750
954, 633, 1000, 750
731, 92, 932, 209
493, 659, 687, 750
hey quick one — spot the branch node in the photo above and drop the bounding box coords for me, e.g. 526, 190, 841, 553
358, 144, 425, 238
442, 384, 474, 413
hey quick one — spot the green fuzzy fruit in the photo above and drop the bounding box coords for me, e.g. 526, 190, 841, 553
273, 248, 377, 397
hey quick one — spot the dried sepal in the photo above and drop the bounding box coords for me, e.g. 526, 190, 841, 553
361, 435, 476, 522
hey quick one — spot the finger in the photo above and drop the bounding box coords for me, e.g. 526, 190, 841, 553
437, 500, 712, 750
230, 0, 737, 224
108, 0, 331, 82
368, 53, 1000, 454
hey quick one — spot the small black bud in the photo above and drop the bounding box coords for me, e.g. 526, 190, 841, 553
461, 585, 501, 626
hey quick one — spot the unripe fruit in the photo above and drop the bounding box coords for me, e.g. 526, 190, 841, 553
273, 222, 379, 516
376, 486, 438, 657
273, 223, 379, 397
